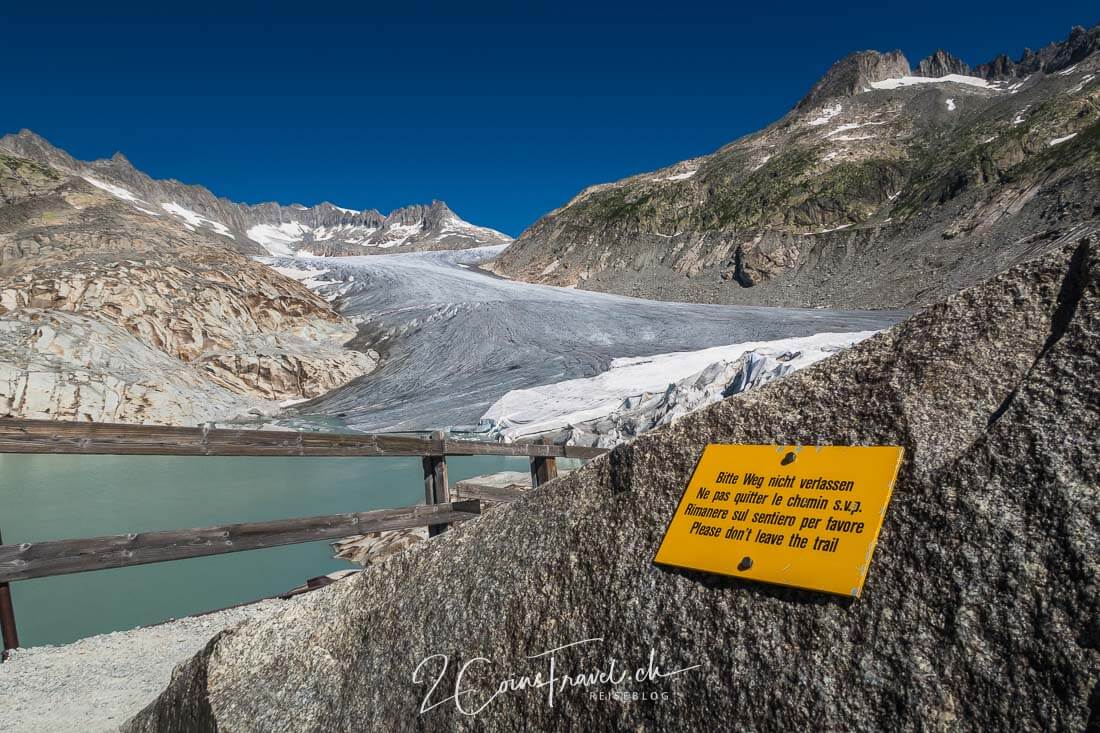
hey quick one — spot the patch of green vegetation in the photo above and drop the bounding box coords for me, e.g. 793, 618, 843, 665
1006, 118, 1100, 181
703, 152, 905, 230
700, 148, 817, 229
0, 154, 60, 181
553, 148, 908, 236
895, 89, 1099, 216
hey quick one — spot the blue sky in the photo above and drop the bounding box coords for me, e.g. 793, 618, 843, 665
3, 1, 1095, 235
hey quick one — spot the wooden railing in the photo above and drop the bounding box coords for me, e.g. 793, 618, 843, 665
0, 418, 608, 657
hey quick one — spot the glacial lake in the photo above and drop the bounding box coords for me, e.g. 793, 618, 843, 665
0, 453, 529, 647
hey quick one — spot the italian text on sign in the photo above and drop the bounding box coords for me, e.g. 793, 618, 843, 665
653, 444, 904, 597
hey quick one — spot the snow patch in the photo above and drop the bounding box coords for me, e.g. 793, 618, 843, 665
1008, 77, 1029, 92
808, 223, 853, 235
480, 331, 877, 443
81, 176, 144, 203
945, 98, 956, 111
870, 74, 993, 90
247, 223, 307, 256
272, 265, 329, 280
824, 120, 891, 138
1049, 133, 1078, 147
376, 222, 423, 249
807, 103, 842, 126
161, 203, 234, 239
82, 177, 152, 208
435, 214, 510, 243
272, 265, 332, 290
1067, 74, 1096, 95
750, 154, 772, 171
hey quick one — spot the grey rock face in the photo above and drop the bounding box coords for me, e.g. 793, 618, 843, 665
916, 49, 971, 77
977, 52, 1018, 79
976, 24, 1100, 79
126, 238, 1098, 731
795, 49, 910, 110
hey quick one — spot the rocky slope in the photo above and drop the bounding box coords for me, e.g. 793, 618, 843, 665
0, 131, 511, 258
126, 235, 1097, 730
489, 24, 1100, 309
0, 151, 376, 424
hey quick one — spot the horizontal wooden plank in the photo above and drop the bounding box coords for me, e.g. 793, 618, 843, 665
453, 481, 528, 503
0, 500, 481, 582
561, 445, 607, 459
0, 418, 608, 459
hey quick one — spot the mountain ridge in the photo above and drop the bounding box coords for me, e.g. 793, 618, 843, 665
488, 23, 1100, 309
0, 130, 511, 257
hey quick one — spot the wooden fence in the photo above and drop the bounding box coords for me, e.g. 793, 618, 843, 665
0, 418, 607, 657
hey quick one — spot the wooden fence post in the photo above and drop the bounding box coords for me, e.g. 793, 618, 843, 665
422, 430, 449, 537
0, 528, 19, 660
530, 436, 559, 489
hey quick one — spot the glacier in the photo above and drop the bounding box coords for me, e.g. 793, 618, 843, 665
267, 247, 903, 434
479, 331, 878, 446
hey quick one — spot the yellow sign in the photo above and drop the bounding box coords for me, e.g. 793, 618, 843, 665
654, 444, 903, 597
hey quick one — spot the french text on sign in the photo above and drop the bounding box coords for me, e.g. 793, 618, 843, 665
653, 444, 903, 597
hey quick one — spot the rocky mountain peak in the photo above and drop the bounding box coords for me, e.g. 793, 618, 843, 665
916, 49, 971, 78
10, 128, 48, 147
795, 50, 910, 110
385, 203, 426, 226
0, 130, 511, 257
424, 199, 457, 227
977, 53, 1017, 79
384, 200, 453, 227
2, 129, 80, 171
974, 22, 1100, 79
793, 22, 1100, 111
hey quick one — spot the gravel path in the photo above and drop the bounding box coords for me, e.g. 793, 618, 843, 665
0, 599, 284, 732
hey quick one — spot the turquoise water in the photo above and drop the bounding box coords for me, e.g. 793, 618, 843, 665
0, 453, 527, 647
